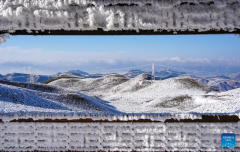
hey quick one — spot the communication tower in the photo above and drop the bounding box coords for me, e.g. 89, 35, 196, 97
152, 63, 155, 80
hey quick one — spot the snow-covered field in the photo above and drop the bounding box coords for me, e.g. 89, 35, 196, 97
50, 73, 240, 114
1, 72, 240, 121
0, 79, 121, 114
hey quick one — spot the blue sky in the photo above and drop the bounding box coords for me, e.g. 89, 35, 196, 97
0, 34, 239, 75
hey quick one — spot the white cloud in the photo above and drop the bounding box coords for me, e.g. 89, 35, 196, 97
105, 59, 116, 64
0, 47, 125, 74
1, 47, 240, 75
170, 57, 186, 62
150, 58, 169, 62
185, 58, 210, 63
0, 47, 125, 64
149, 57, 210, 63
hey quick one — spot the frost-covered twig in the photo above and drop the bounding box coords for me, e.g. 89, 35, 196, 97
0, 33, 9, 45
6, 73, 13, 81
28, 68, 39, 84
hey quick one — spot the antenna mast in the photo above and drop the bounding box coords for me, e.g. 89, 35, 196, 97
152, 63, 155, 80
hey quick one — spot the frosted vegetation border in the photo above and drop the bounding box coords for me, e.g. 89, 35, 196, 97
0, 0, 239, 33
0, 122, 239, 151
0, 112, 239, 122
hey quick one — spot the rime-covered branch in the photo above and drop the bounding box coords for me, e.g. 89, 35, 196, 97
0, 0, 239, 34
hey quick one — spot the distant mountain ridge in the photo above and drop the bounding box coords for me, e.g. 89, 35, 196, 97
125, 69, 186, 79
125, 69, 147, 78
0, 70, 90, 83
125, 70, 240, 92
230, 73, 240, 80
2, 69, 240, 92
0, 73, 54, 83
65, 70, 89, 76
181, 74, 240, 92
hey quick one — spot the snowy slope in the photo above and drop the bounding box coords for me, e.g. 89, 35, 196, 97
51, 73, 240, 113
191, 88, 240, 113
50, 74, 130, 94
0, 80, 121, 114
2, 73, 240, 115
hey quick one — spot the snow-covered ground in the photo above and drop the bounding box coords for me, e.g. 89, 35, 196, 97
0, 79, 121, 114
50, 73, 240, 114
1, 72, 240, 118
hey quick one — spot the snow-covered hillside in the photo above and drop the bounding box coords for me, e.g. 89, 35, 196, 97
50, 73, 240, 114
124, 69, 185, 79
1, 73, 240, 116
181, 74, 240, 92
0, 80, 121, 114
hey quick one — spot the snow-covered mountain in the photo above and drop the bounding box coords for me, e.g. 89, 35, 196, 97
230, 73, 240, 81
125, 69, 147, 78
65, 70, 89, 77
181, 74, 240, 92
1, 73, 240, 114
125, 69, 186, 79
55, 70, 240, 92
85, 74, 107, 78
155, 69, 186, 77
2, 70, 239, 92
0, 79, 121, 114
50, 74, 130, 93
42, 73, 84, 84
50, 73, 240, 113
63, 70, 108, 78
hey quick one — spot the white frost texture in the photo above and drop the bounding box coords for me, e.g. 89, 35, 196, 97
0, 122, 240, 151
0, 0, 239, 32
